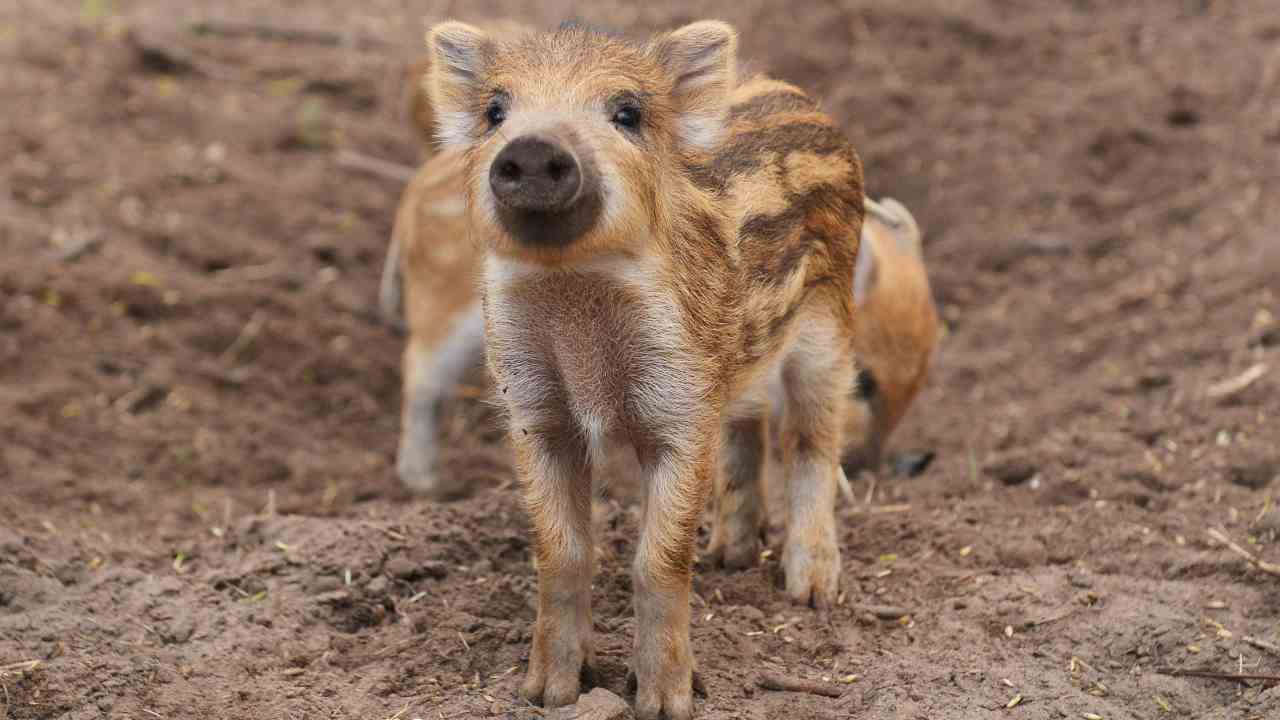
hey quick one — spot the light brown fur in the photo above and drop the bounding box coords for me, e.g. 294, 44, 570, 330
842, 197, 939, 472
385, 19, 935, 719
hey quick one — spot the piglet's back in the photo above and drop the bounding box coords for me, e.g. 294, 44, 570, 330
695, 76, 866, 363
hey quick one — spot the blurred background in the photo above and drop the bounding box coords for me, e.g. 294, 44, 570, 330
1, 2, 1277, 719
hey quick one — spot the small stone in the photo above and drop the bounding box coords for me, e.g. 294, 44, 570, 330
547, 688, 630, 720
384, 557, 418, 580
366, 576, 388, 595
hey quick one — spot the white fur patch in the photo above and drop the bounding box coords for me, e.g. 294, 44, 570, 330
434, 110, 475, 149
678, 113, 725, 151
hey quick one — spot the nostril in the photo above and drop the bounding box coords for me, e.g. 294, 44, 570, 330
547, 157, 572, 183
497, 160, 522, 182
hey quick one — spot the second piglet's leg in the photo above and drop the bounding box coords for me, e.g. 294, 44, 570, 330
397, 303, 486, 499
517, 430, 596, 709
779, 331, 852, 609
631, 446, 714, 720
708, 415, 767, 569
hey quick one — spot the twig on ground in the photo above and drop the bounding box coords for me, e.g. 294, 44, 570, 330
335, 150, 417, 184
1244, 636, 1280, 658
0, 661, 41, 674
1026, 608, 1079, 628
847, 503, 912, 516
1155, 668, 1280, 683
756, 671, 844, 698
1206, 528, 1280, 577
218, 311, 265, 364
51, 230, 102, 263
188, 19, 386, 49
854, 604, 910, 620
1206, 364, 1268, 401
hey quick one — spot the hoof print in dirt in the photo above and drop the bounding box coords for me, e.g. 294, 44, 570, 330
316, 589, 390, 633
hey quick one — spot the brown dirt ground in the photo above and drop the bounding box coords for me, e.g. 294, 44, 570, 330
3, 1, 1279, 718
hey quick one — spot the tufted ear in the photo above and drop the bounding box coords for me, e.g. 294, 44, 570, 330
424, 21, 492, 146
853, 228, 879, 307
652, 20, 738, 150
427, 21, 491, 84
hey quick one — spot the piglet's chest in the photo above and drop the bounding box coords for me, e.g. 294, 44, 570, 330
486, 268, 694, 437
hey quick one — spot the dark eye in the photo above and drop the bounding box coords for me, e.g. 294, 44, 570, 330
485, 101, 506, 127
611, 104, 642, 130
855, 369, 878, 399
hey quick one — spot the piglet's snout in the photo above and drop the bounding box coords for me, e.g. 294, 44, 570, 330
489, 135, 583, 213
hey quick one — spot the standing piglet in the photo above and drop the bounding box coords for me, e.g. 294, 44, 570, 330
424, 19, 864, 718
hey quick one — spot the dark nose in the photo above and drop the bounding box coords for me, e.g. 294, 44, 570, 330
489, 136, 583, 212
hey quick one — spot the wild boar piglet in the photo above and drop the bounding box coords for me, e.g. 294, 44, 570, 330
424, 18, 867, 718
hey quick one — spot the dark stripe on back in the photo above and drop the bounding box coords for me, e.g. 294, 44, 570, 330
727, 90, 819, 123
689, 121, 851, 194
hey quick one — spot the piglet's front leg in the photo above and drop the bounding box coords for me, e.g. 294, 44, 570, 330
516, 430, 596, 709
630, 445, 714, 720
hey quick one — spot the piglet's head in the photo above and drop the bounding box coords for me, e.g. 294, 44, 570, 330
425, 20, 737, 263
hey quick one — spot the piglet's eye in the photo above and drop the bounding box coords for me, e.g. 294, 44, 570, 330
611, 105, 642, 130
485, 102, 507, 127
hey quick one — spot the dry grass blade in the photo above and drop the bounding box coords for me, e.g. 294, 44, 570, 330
848, 503, 912, 516
837, 466, 856, 505
0, 660, 41, 675
1243, 636, 1280, 658
1206, 528, 1280, 577
1206, 364, 1268, 400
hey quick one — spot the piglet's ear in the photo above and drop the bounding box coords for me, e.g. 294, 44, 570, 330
653, 20, 738, 150
426, 21, 491, 84
853, 227, 879, 307
424, 21, 492, 147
